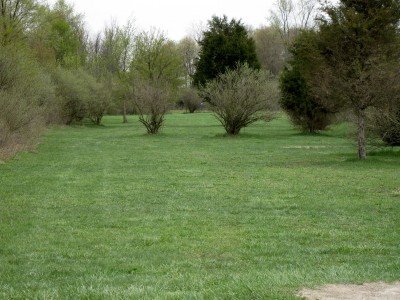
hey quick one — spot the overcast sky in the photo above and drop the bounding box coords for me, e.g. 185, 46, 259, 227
47, 0, 273, 41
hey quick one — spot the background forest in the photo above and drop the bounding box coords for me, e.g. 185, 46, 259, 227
0, 0, 313, 159
1, 0, 399, 160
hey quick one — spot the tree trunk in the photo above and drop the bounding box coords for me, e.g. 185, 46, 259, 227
122, 100, 128, 123
357, 109, 366, 160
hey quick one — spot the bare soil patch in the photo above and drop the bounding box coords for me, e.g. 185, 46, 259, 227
298, 282, 400, 300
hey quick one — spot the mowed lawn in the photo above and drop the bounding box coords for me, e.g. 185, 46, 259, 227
0, 113, 399, 299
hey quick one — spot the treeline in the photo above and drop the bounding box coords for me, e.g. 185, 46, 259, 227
0, 0, 280, 160
1, 0, 399, 161
0, 0, 106, 158
0, 0, 194, 159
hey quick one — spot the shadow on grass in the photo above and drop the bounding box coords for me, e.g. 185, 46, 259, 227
81, 123, 143, 130
166, 125, 221, 130
205, 130, 340, 142
210, 132, 273, 140
339, 152, 400, 167
291, 131, 337, 138
369, 148, 400, 157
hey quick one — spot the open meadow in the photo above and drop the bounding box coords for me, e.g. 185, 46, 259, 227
0, 113, 399, 299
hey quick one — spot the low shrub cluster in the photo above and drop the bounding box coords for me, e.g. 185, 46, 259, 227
368, 107, 400, 147
0, 46, 59, 160
0, 47, 112, 161
52, 68, 112, 125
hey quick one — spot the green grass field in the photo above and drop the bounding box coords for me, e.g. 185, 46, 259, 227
1, 113, 399, 299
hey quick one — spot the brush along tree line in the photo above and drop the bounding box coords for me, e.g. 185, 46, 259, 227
1, 0, 400, 160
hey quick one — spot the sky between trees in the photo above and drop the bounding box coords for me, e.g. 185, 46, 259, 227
45, 0, 274, 40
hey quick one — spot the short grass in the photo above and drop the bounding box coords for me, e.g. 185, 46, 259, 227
0, 113, 399, 299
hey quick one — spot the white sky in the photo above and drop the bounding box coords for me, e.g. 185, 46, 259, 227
46, 0, 273, 41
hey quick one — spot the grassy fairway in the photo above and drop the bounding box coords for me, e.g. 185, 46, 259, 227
0, 113, 399, 299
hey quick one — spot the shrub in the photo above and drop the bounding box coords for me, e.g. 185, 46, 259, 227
52, 68, 88, 125
86, 82, 112, 125
0, 89, 43, 153
203, 63, 274, 135
368, 107, 400, 146
181, 88, 202, 113
77, 70, 112, 125
52, 68, 112, 125
0, 46, 57, 160
133, 79, 170, 134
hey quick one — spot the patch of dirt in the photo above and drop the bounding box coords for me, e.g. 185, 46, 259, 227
298, 282, 400, 300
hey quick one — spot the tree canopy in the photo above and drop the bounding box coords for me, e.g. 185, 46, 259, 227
131, 29, 184, 90
290, 0, 400, 159
193, 15, 260, 88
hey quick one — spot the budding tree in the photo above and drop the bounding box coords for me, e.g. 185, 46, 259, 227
177, 36, 199, 87
269, 0, 318, 43
130, 29, 184, 134
204, 63, 275, 135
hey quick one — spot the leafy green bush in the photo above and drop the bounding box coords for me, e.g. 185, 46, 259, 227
76, 70, 112, 125
52, 68, 88, 125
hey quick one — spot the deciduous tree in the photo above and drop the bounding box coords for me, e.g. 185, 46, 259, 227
254, 26, 285, 75
0, 0, 37, 45
203, 63, 275, 135
133, 78, 170, 134
269, 0, 318, 45
267, 0, 319, 65
177, 36, 199, 87
130, 29, 183, 133
86, 20, 135, 122
44, 0, 87, 67
131, 29, 184, 90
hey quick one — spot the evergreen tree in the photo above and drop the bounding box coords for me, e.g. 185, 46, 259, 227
279, 30, 334, 133
307, 0, 400, 159
193, 15, 260, 88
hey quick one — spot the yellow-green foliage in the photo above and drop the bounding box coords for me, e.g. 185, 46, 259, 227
0, 46, 58, 160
